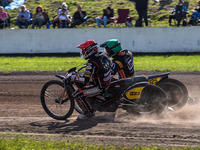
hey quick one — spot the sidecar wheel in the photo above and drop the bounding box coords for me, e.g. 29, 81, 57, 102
40, 80, 74, 120
157, 78, 188, 110
136, 84, 167, 115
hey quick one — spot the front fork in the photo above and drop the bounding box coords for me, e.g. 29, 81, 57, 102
55, 74, 70, 104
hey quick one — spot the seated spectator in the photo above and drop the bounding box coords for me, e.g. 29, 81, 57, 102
95, 6, 114, 28
53, 2, 70, 28
0, 6, 9, 29
32, 5, 49, 29
189, 8, 200, 25
188, 1, 200, 25
15, 5, 31, 29
54, 4, 71, 28
69, 5, 86, 28
168, 0, 188, 26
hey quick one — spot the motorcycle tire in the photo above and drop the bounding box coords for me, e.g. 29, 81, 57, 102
157, 78, 188, 110
40, 80, 75, 120
126, 84, 167, 115
74, 102, 84, 115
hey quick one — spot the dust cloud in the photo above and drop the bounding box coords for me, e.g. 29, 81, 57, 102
114, 102, 200, 125
114, 86, 200, 125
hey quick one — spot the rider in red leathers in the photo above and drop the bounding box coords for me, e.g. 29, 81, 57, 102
69, 40, 111, 120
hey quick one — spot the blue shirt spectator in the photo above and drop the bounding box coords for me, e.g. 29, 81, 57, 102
173, 5, 188, 15
16, 5, 31, 29
169, 0, 189, 26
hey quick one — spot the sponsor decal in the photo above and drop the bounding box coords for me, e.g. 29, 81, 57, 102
125, 87, 144, 99
86, 65, 92, 70
148, 77, 162, 85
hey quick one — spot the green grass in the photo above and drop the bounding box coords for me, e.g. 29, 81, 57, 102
0, 134, 127, 150
0, 134, 199, 150
0, 55, 199, 72
4, 0, 200, 29
0, 56, 86, 71
134, 55, 200, 72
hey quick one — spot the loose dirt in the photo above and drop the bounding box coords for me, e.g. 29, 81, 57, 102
0, 71, 200, 148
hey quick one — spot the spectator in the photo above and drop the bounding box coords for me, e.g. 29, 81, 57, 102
0, 6, 9, 29
69, 5, 86, 28
16, 5, 31, 29
189, 8, 200, 25
57, 2, 70, 16
168, 0, 188, 26
135, 0, 149, 27
32, 5, 49, 29
95, 6, 114, 28
54, 4, 71, 28
53, 2, 70, 28
188, 1, 200, 25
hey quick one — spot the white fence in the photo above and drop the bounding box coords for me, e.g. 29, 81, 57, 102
0, 27, 200, 54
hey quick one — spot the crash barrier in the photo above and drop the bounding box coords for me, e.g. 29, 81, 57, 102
0, 27, 200, 54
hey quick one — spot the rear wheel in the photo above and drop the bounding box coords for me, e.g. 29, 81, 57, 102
125, 85, 167, 115
157, 78, 188, 110
40, 80, 74, 120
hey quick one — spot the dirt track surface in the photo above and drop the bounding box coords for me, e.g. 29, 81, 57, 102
0, 71, 200, 148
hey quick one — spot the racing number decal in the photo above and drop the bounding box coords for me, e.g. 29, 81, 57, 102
148, 77, 162, 85
125, 87, 144, 99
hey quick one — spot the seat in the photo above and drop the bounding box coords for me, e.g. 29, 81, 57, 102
114, 9, 132, 27
183, 1, 189, 8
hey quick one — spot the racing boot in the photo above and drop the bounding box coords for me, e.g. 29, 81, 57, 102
76, 97, 95, 120
77, 112, 95, 120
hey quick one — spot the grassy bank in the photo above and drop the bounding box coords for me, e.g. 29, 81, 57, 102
0, 55, 199, 72
4, 0, 200, 28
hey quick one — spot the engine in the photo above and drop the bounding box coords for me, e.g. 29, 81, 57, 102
87, 95, 119, 112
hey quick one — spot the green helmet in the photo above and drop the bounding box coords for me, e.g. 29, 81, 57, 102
105, 39, 122, 57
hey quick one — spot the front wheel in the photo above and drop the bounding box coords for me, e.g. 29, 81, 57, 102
157, 78, 188, 110
40, 80, 74, 120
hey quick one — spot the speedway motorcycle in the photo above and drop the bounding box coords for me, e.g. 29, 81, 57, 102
40, 65, 167, 120
98, 44, 188, 111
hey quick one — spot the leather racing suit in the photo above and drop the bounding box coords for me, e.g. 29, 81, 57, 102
72, 52, 111, 116
111, 50, 134, 79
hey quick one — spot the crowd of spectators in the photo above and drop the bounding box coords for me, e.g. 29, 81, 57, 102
1, 0, 200, 29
